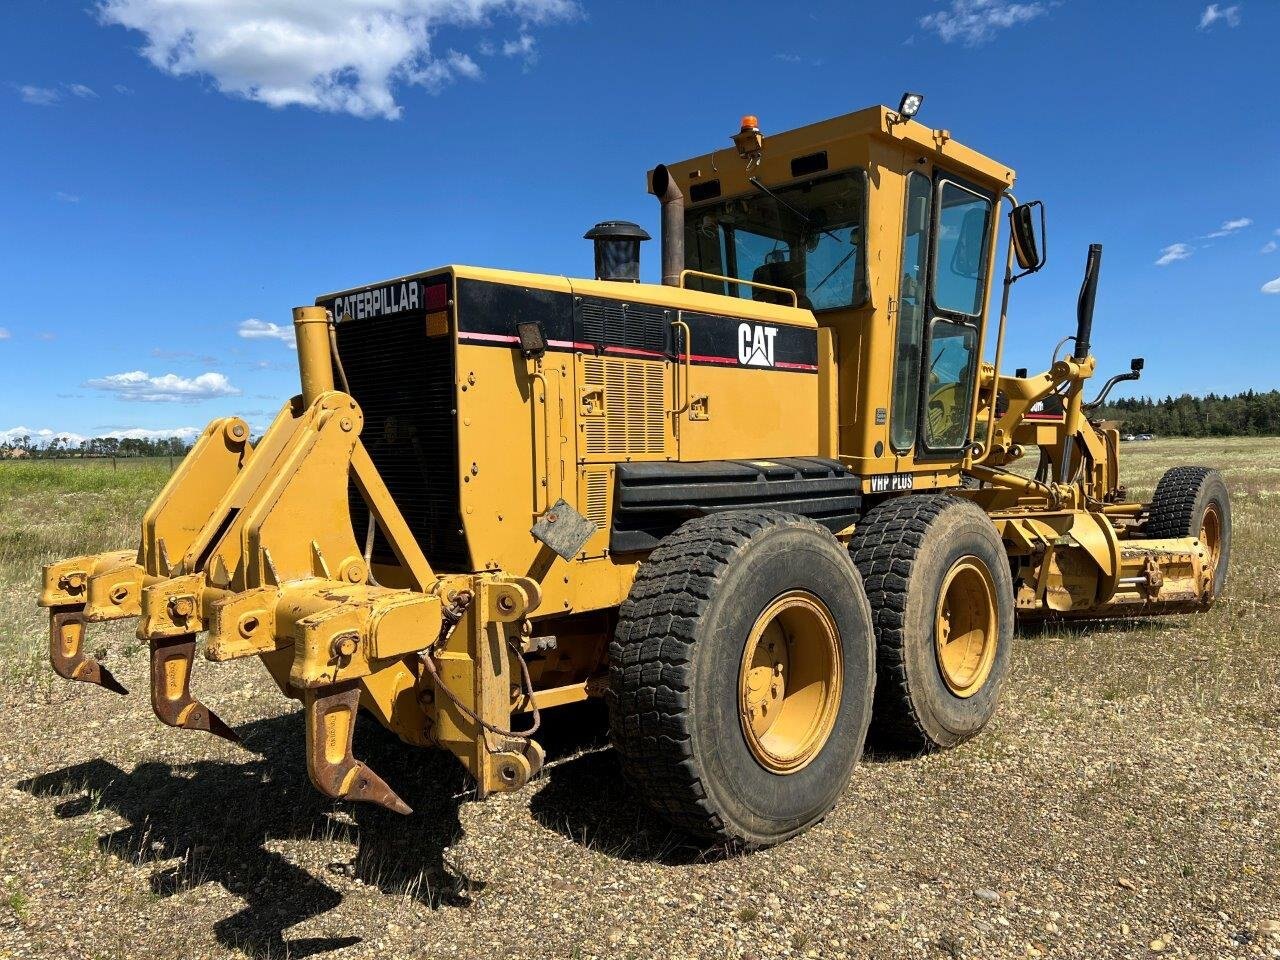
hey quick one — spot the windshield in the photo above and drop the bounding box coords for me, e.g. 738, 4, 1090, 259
683, 170, 867, 311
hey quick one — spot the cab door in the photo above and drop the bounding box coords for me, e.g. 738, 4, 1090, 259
919, 175, 995, 456
887, 169, 996, 460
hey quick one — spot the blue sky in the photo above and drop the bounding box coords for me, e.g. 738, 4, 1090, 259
3, 0, 1278, 444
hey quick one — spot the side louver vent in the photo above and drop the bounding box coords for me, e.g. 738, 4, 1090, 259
578, 298, 670, 354
581, 357, 666, 457
584, 469, 610, 529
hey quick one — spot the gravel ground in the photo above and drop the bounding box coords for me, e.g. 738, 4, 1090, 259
1, 440, 1278, 960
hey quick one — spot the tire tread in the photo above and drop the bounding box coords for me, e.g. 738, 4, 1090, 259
607, 511, 839, 840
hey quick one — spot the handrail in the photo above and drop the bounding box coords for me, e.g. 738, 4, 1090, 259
670, 318, 693, 416
678, 268, 800, 308
529, 368, 553, 514
972, 192, 1018, 466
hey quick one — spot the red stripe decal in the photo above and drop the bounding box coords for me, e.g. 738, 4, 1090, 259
459, 333, 816, 371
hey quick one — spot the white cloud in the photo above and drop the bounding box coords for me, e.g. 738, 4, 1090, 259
920, 0, 1046, 45
0, 328, 9, 340
1, 425, 202, 448
1198, 4, 1241, 29
55, 191, 81, 203
18, 84, 61, 106
1262, 241, 1278, 255
16, 83, 100, 105
100, 426, 203, 441
1205, 216, 1252, 238
502, 33, 536, 57
114, 83, 134, 95
85, 370, 240, 402
1263, 277, 1280, 295
238, 318, 296, 347
499, 33, 539, 69
773, 52, 803, 63
1155, 243, 1193, 266
98, 0, 578, 120
1, 427, 89, 446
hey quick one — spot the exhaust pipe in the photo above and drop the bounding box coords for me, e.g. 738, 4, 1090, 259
1074, 243, 1102, 361
650, 164, 684, 287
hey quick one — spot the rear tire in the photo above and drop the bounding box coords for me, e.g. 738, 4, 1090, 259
849, 495, 1014, 752
1146, 466, 1231, 600
608, 511, 875, 846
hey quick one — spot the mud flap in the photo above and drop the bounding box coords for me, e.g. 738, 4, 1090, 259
149, 634, 242, 744
49, 606, 128, 695
304, 681, 412, 815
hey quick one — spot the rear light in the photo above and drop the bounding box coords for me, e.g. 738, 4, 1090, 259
425, 283, 449, 311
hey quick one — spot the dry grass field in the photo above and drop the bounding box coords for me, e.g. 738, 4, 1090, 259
0, 440, 1277, 960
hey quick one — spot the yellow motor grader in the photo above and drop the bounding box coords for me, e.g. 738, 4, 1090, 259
39, 95, 1230, 845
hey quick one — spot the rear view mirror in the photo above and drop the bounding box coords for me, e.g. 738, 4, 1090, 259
1010, 200, 1046, 273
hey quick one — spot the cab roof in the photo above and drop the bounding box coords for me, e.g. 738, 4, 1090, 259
651, 104, 1016, 203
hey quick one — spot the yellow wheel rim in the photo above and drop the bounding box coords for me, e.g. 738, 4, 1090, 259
738, 590, 843, 774
935, 557, 998, 698
1200, 503, 1222, 573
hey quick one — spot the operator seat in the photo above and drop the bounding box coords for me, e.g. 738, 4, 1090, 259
751, 261, 811, 309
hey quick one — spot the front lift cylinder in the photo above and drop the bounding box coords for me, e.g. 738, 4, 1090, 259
293, 305, 335, 405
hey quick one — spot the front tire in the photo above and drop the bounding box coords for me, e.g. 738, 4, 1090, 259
849, 495, 1014, 751
1146, 466, 1231, 600
608, 511, 875, 846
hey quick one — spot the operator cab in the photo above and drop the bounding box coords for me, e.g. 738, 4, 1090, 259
654, 103, 1017, 484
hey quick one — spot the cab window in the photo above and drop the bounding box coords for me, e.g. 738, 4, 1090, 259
923, 319, 979, 449
933, 181, 992, 316
683, 170, 867, 311
890, 172, 932, 452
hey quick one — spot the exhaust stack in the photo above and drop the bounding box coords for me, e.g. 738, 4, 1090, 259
1074, 243, 1102, 361
650, 164, 685, 287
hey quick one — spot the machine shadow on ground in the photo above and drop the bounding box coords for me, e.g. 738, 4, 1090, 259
16, 711, 481, 959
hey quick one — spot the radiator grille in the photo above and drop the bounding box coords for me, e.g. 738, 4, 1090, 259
578, 298, 670, 354
334, 309, 469, 571
581, 357, 666, 456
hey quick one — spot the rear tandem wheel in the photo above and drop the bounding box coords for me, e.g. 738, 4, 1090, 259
849, 494, 1015, 752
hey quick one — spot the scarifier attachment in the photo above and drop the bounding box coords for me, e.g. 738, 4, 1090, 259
305, 681, 412, 815
48, 606, 128, 695
149, 634, 242, 744
34, 307, 550, 815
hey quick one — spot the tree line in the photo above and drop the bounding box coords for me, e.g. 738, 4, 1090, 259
1096, 389, 1280, 437
1, 435, 192, 459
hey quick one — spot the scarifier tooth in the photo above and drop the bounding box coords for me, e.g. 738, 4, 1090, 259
148, 635, 242, 745
48, 607, 129, 696
305, 682, 412, 815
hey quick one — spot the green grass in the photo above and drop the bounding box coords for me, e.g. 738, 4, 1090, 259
0, 458, 175, 690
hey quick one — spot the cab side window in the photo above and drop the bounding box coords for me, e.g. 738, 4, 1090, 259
889, 172, 932, 452
921, 179, 993, 451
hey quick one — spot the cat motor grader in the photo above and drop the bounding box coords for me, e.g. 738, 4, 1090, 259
39, 95, 1230, 845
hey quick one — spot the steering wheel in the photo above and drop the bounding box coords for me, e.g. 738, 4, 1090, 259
926, 380, 965, 444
